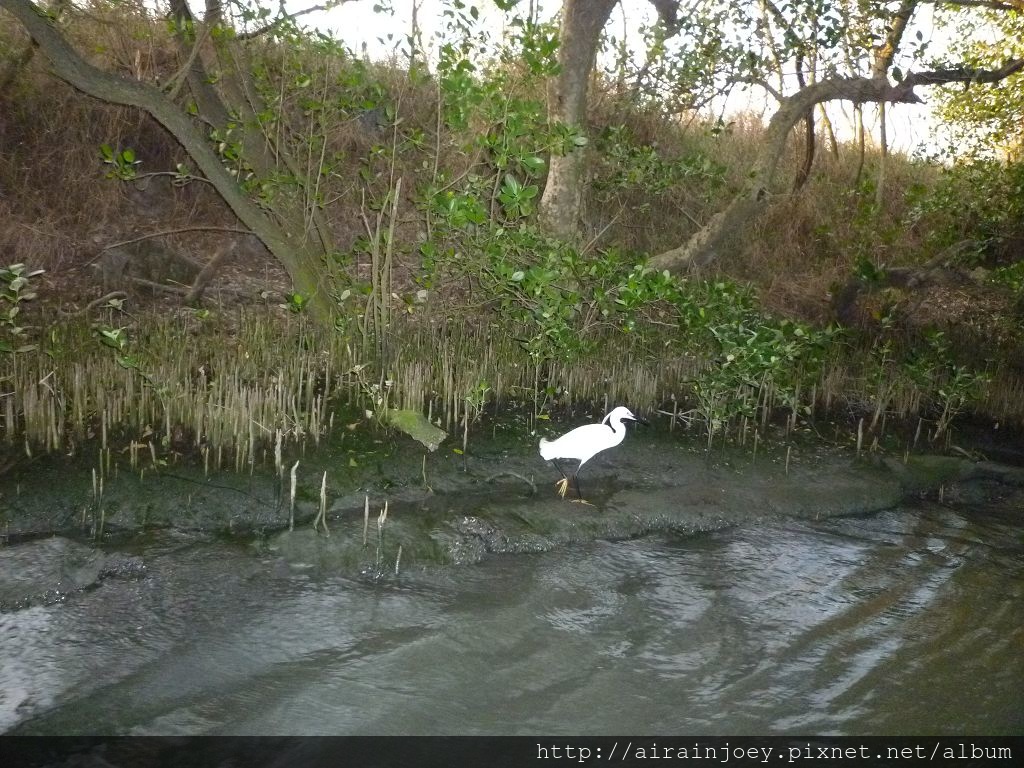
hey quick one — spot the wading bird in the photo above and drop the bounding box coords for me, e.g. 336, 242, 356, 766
538, 406, 641, 502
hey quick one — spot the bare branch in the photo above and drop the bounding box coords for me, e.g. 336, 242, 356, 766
237, 2, 349, 40
898, 58, 1024, 91
95, 227, 254, 257
921, 0, 1022, 12
732, 75, 783, 102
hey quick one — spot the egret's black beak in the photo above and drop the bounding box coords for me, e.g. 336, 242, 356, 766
628, 415, 649, 426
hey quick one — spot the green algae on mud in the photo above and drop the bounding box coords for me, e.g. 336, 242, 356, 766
4, 419, 1023, 578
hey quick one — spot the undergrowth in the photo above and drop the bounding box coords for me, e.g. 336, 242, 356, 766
0, 1, 1018, 460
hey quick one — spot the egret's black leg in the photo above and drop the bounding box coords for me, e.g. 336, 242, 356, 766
568, 462, 592, 504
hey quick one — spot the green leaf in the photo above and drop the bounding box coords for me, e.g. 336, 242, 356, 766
521, 155, 546, 175
98, 328, 127, 350
502, 174, 522, 195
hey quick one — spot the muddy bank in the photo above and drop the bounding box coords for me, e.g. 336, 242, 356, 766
260, 447, 1024, 578
3, 428, 1023, 590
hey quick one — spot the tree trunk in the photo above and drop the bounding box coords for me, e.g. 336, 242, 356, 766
0, 0, 67, 95
169, 0, 336, 256
538, 0, 617, 240
870, 1, 914, 209
853, 104, 866, 187
647, 1, 1024, 276
876, 101, 888, 208
818, 104, 839, 160
792, 110, 815, 192
650, 76, 925, 272
1, 0, 335, 324
647, 55, 1024, 274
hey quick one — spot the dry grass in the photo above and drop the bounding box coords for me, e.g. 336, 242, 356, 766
1, 4, 946, 323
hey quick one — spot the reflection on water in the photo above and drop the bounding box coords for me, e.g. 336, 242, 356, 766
2, 499, 1022, 735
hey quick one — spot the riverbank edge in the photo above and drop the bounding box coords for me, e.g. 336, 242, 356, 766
3, 434, 1023, 575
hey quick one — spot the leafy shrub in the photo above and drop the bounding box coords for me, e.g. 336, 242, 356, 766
0, 263, 43, 354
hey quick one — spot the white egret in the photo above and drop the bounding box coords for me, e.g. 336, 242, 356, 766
538, 406, 642, 502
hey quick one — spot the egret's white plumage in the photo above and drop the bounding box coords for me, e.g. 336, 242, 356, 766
539, 406, 640, 501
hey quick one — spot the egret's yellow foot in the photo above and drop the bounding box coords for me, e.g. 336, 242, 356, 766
555, 477, 569, 498
569, 498, 594, 506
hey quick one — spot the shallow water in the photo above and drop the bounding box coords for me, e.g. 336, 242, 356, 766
2, 498, 1022, 735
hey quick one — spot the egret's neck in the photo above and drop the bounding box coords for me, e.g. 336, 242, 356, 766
608, 417, 628, 441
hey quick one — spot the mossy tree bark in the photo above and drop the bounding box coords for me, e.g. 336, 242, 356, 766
0, 0, 336, 325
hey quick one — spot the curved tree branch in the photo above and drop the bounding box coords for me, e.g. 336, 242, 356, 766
732, 75, 783, 102
0, 0, 334, 321
921, 0, 1021, 11
236, 2, 351, 40
649, 59, 1024, 273
899, 58, 1024, 89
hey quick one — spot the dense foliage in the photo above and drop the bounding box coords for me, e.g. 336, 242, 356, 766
2, 0, 1022, 448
